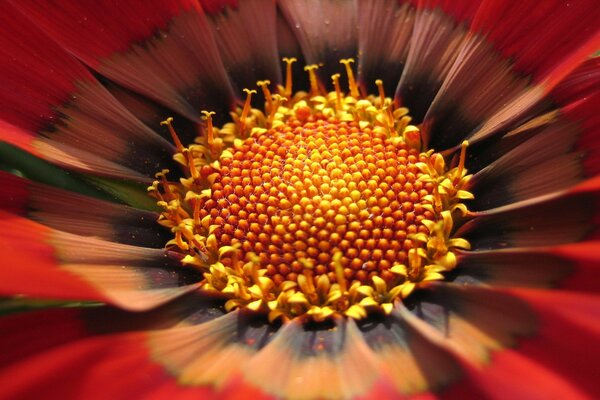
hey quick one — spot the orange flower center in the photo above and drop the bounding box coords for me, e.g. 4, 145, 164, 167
150, 58, 473, 322
205, 117, 435, 287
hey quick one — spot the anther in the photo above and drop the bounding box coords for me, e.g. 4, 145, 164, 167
404, 125, 422, 151
160, 117, 184, 153
340, 59, 359, 98
282, 57, 297, 98
304, 64, 320, 97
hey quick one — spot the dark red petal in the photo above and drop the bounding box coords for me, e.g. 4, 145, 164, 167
0, 3, 175, 179
405, 284, 596, 398
551, 57, 600, 176
481, 288, 600, 398
460, 176, 600, 249
357, 0, 414, 94
549, 242, 600, 292
14, 0, 235, 120
0, 308, 221, 399
470, 0, 600, 87
203, 0, 281, 91
0, 171, 167, 247
469, 114, 583, 210
0, 211, 107, 302
395, 4, 468, 123
278, 0, 358, 80
458, 241, 600, 293
0, 210, 200, 309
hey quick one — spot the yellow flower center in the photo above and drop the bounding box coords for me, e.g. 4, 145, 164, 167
150, 59, 473, 322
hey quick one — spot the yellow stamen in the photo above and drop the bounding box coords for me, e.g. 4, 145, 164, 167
268, 94, 286, 127
257, 80, 273, 111
458, 140, 469, 178
375, 79, 385, 107
160, 117, 184, 153
282, 57, 297, 99
184, 149, 199, 180
239, 88, 256, 138
331, 73, 343, 111
333, 252, 347, 293
304, 64, 320, 97
340, 58, 359, 98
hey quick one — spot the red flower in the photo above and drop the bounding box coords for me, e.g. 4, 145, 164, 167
1, 0, 600, 398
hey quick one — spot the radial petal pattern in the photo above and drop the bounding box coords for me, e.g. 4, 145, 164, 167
1, 0, 600, 399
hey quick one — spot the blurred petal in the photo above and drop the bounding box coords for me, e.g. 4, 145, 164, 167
0, 211, 200, 310
13, 0, 235, 121
279, 0, 358, 80
203, 0, 282, 91
0, 171, 166, 247
0, 2, 175, 180
460, 176, 600, 249
0, 298, 230, 399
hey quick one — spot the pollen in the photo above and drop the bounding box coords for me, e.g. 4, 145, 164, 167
149, 59, 473, 322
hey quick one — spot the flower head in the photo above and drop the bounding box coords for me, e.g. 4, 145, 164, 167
1, 0, 600, 399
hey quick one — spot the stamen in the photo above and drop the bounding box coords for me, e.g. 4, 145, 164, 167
201, 110, 216, 150
268, 94, 286, 127
340, 58, 359, 98
304, 64, 320, 97
160, 117, 184, 153
282, 57, 297, 99
257, 80, 273, 111
239, 88, 256, 138
375, 79, 385, 107
457, 140, 469, 178
331, 73, 343, 111
333, 252, 347, 293
184, 149, 199, 180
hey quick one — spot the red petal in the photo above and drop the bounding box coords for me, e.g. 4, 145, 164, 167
0, 211, 106, 302
486, 288, 600, 398
550, 242, 600, 292
203, 0, 281, 90
0, 308, 220, 399
0, 3, 174, 179
0, 210, 199, 309
470, 0, 600, 86
278, 0, 358, 80
0, 171, 166, 247
551, 57, 600, 176
14, 0, 235, 120
357, 0, 414, 94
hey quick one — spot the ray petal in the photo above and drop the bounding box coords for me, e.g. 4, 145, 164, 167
0, 300, 230, 399
0, 171, 167, 247
356, 0, 415, 94
459, 176, 600, 249
242, 318, 383, 400
278, 0, 358, 80
13, 0, 236, 121
203, 0, 281, 91
0, 210, 200, 310
0, 2, 176, 179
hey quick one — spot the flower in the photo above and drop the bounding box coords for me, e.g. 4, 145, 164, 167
1, 0, 600, 398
